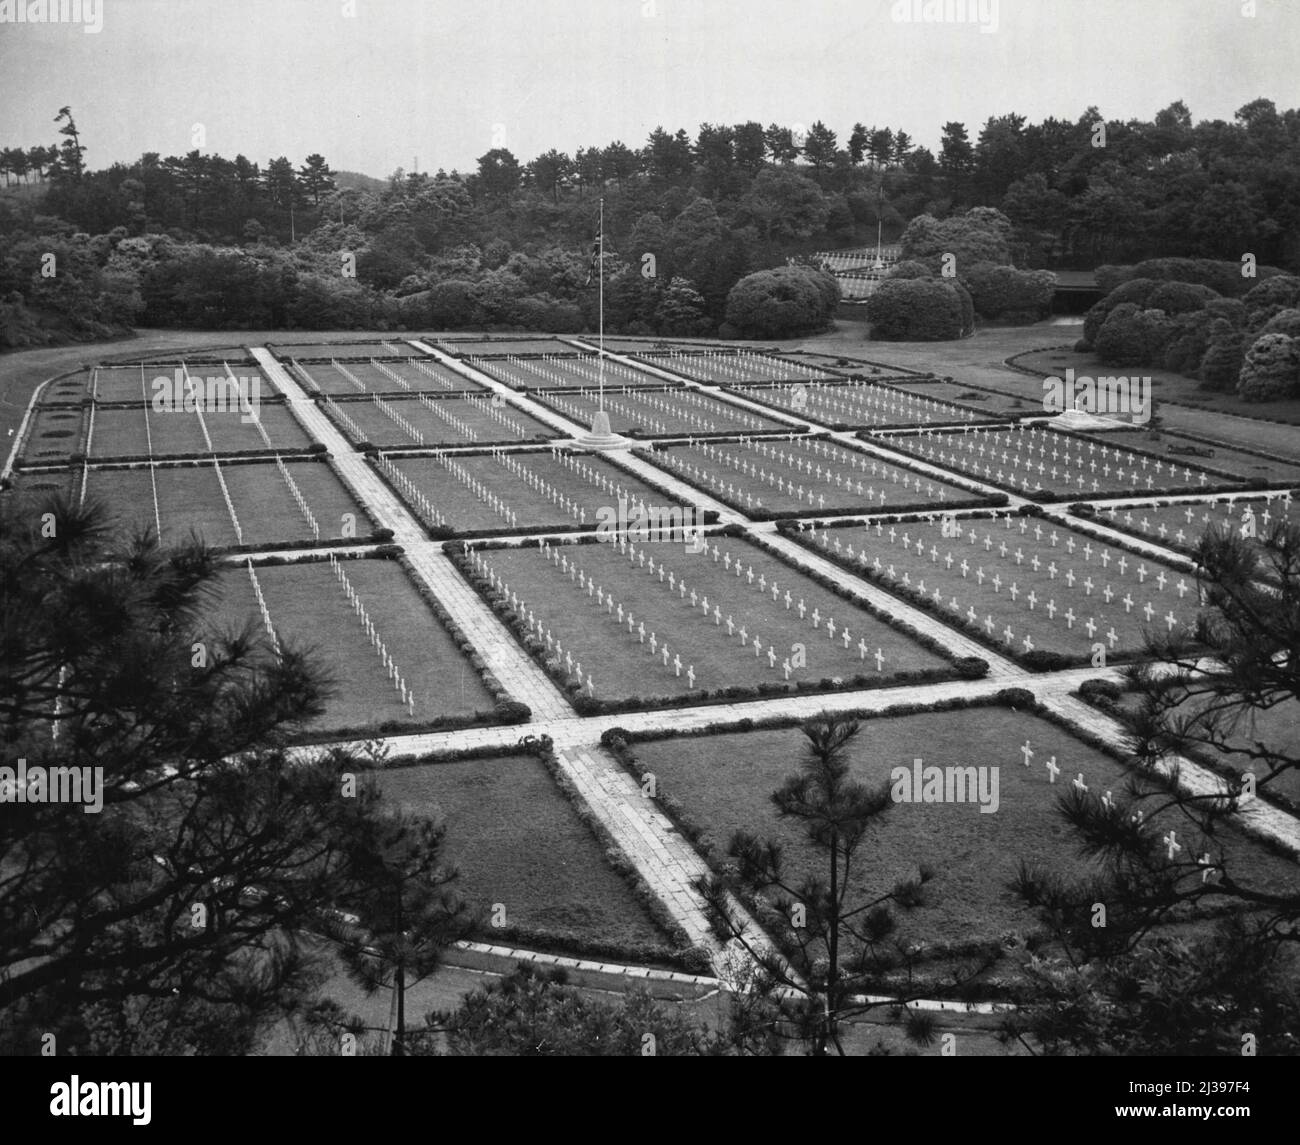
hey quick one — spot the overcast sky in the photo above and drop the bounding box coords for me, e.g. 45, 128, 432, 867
2, 0, 1298, 178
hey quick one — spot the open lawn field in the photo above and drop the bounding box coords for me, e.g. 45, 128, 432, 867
878, 423, 1243, 499
381, 446, 696, 535
290, 357, 483, 396
534, 385, 790, 437
208, 557, 498, 733
375, 754, 672, 952
325, 393, 559, 447
888, 379, 1043, 417
727, 379, 1001, 429
629, 707, 1298, 952
467, 531, 954, 703
788, 509, 1199, 662
647, 434, 991, 516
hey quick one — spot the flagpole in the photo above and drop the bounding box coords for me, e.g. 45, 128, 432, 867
598, 195, 605, 413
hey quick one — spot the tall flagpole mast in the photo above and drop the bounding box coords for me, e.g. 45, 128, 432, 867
598, 195, 605, 413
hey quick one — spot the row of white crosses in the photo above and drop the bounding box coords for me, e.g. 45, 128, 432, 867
1017, 739, 1218, 880
177, 363, 248, 545
410, 358, 468, 392
493, 447, 644, 528
465, 544, 597, 697
274, 457, 320, 540
1100, 490, 1294, 548
323, 395, 366, 442
415, 392, 477, 441
650, 349, 827, 386
369, 358, 413, 392
370, 392, 426, 444
804, 510, 1192, 652
376, 455, 448, 528
380, 341, 408, 355
328, 551, 417, 714
539, 353, 648, 388
137, 364, 164, 538
769, 377, 978, 427
465, 392, 532, 438
433, 450, 519, 528
245, 559, 281, 657
475, 354, 571, 390
223, 361, 278, 452
902, 422, 1213, 495
330, 359, 370, 394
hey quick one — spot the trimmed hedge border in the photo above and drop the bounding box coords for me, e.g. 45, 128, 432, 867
444, 527, 983, 717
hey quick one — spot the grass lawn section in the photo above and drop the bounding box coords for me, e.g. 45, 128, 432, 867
727, 380, 998, 429
887, 379, 1036, 417
630, 351, 840, 385
270, 341, 421, 358
332, 394, 557, 447
1085, 495, 1296, 561
631, 709, 1299, 950
468, 354, 662, 391
480, 532, 950, 702
375, 754, 671, 950
1069, 427, 1300, 485
82, 460, 367, 549
795, 511, 1197, 659
391, 449, 693, 534
882, 423, 1238, 498
651, 435, 986, 516
2, 469, 79, 518
438, 337, 574, 355
209, 559, 497, 732
534, 386, 789, 437
291, 358, 481, 396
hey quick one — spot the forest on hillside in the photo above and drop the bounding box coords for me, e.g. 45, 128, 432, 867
1, 100, 1298, 347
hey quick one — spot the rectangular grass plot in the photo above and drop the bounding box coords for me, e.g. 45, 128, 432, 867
533, 385, 789, 437
472, 532, 952, 705
793, 510, 1197, 663
290, 358, 482, 396
327, 394, 558, 447
633, 350, 840, 385
468, 353, 669, 391
881, 425, 1241, 499
647, 436, 987, 517
84, 460, 372, 550
208, 558, 498, 733
728, 380, 999, 429
376, 754, 673, 950
384, 448, 696, 535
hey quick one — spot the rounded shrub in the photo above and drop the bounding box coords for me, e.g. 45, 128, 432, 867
866, 278, 964, 341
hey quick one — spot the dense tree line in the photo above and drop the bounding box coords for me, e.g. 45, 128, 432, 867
2, 99, 1298, 347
